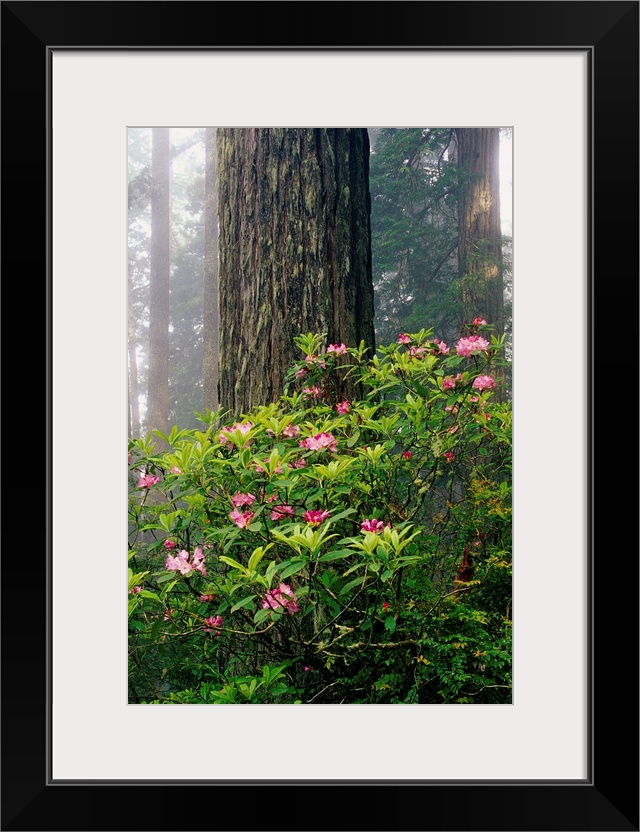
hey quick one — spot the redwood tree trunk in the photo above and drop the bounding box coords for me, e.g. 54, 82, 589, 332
457, 128, 504, 336
216, 128, 375, 416
203, 127, 220, 412
147, 127, 171, 439
127, 258, 141, 438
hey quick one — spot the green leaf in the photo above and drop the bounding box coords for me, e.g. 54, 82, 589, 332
231, 594, 256, 613
340, 576, 368, 595
254, 608, 271, 625
384, 615, 397, 635
219, 556, 246, 572
277, 560, 308, 580
138, 590, 161, 603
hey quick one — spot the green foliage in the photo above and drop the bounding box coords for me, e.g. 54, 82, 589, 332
128, 322, 511, 704
369, 128, 461, 345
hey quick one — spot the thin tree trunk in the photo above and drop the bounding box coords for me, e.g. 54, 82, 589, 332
147, 127, 171, 440
457, 127, 504, 336
203, 127, 220, 412
216, 128, 375, 416
127, 259, 141, 438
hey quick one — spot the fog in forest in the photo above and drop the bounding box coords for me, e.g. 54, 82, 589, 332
128, 127, 512, 439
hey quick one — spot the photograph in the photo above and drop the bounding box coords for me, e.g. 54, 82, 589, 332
2, 1, 637, 830
127, 125, 514, 706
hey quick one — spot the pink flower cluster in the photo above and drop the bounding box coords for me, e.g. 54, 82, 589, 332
442, 373, 462, 391
231, 492, 256, 508
203, 615, 223, 635
361, 518, 386, 533
472, 317, 487, 326
262, 583, 299, 615
302, 386, 323, 398
455, 335, 489, 357
431, 340, 450, 355
219, 421, 253, 446
327, 343, 347, 355
270, 504, 295, 521
409, 346, 427, 359
165, 547, 207, 577
299, 432, 338, 452
472, 375, 496, 391
443, 451, 455, 462
336, 400, 350, 414
137, 473, 160, 488
398, 333, 412, 344
199, 593, 216, 603
304, 509, 331, 526
229, 509, 255, 528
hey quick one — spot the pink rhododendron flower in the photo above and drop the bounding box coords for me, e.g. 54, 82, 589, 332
166, 548, 206, 577
137, 474, 160, 488
442, 376, 457, 391
171, 466, 182, 475
203, 615, 224, 635
472, 375, 496, 391
191, 548, 206, 576
302, 386, 323, 398
130, 585, 142, 595
219, 421, 253, 446
327, 343, 347, 355
402, 451, 412, 459
164, 539, 177, 550
163, 608, 174, 621
443, 451, 455, 462
361, 518, 385, 533
409, 346, 427, 359
303, 665, 313, 672
431, 340, 450, 355
398, 333, 412, 344
382, 601, 391, 611
262, 583, 299, 615
294, 366, 308, 379
282, 424, 301, 438
304, 509, 331, 526
291, 458, 307, 468
265, 493, 279, 503
472, 317, 487, 326
165, 550, 192, 575
336, 400, 350, 414
229, 509, 255, 529
199, 593, 216, 603
270, 504, 295, 521
299, 432, 338, 452
231, 492, 256, 508
470, 396, 479, 403
455, 335, 489, 357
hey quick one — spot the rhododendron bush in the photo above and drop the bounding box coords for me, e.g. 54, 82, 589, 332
128, 320, 512, 704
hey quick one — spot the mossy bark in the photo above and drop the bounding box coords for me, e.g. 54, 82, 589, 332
216, 128, 375, 416
457, 127, 504, 336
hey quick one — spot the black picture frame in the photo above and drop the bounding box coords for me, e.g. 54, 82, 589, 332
2, 2, 638, 830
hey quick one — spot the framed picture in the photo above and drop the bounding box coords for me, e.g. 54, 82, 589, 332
2, 1, 637, 830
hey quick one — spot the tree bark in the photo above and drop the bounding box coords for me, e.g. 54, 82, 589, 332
216, 128, 375, 416
203, 127, 220, 412
147, 127, 171, 440
457, 128, 504, 336
127, 259, 141, 438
